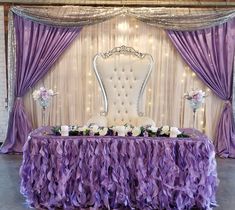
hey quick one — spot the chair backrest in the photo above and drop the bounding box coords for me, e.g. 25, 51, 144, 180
93, 45, 153, 126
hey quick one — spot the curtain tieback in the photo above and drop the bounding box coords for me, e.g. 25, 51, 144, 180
224, 100, 231, 105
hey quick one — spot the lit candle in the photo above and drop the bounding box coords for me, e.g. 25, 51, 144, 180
61, 125, 69, 136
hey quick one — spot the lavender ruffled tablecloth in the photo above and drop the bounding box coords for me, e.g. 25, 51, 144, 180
20, 127, 218, 210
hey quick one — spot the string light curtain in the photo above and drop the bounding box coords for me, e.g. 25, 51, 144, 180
4, 5, 233, 153
23, 16, 224, 141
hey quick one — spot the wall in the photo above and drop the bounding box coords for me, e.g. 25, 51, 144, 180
0, 6, 8, 143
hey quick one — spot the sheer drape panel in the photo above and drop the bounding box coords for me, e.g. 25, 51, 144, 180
168, 18, 235, 157
1, 15, 81, 153
23, 17, 223, 141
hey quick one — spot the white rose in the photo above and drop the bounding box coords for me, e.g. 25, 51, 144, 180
161, 125, 170, 135
170, 127, 181, 138
99, 127, 108, 136
78, 125, 89, 132
91, 125, 99, 133
48, 89, 54, 96
124, 124, 132, 132
39, 87, 46, 91
32, 90, 40, 100
132, 127, 141, 137
148, 125, 158, 133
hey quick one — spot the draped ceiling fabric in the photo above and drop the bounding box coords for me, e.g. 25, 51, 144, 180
168, 18, 235, 157
0, 14, 81, 153
12, 6, 235, 30
2, 5, 235, 154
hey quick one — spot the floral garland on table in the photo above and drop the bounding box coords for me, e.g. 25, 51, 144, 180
52, 124, 189, 138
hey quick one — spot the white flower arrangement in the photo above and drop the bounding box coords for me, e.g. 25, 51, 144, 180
112, 125, 127, 136
170, 127, 182, 138
99, 127, 108, 136
132, 127, 141, 137
78, 125, 88, 132
78, 125, 90, 135
52, 124, 189, 138
33, 87, 56, 109
160, 125, 170, 135
147, 125, 158, 133
90, 124, 99, 134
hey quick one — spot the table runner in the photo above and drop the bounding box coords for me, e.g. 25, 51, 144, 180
20, 127, 218, 210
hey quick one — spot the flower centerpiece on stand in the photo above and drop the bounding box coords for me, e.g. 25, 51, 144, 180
184, 89, 206, 134
33, 87, 57, 126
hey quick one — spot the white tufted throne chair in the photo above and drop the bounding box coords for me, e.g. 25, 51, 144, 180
87, 46, 155, 127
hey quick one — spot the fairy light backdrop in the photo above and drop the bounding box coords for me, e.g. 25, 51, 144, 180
23, 16, 223, 140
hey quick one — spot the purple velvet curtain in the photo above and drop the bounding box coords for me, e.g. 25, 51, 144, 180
1, 15, 82, 153
168, 18, 235, 158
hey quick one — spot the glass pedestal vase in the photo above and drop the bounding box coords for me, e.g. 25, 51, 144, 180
192, 108, 196, 136
188, 100, 201, 137
39, 99, 49, 127
41, 107, 46, 127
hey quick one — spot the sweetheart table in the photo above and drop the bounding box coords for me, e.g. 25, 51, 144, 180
20, 126, 218, 210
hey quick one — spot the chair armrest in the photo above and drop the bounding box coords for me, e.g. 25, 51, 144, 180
86, 115, 108, 127
136, 116, 156, 127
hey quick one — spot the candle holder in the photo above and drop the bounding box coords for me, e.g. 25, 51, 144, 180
40, 100, 48, 127
61, 125, 69, 136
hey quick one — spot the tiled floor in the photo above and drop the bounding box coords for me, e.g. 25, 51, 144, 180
0, 155, 234, 210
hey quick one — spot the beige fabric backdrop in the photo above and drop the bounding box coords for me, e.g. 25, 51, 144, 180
23, 16, 224, 141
